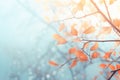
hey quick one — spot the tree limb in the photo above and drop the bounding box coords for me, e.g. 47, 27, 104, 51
81, 39, 120, 42
108, 68, 120, 80
90, 0, 120, 34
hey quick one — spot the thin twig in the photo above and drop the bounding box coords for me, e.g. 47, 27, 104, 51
106, 56, 120, 80
75, 11, 98, 19
51, 11, 98, 23
57, 58, 74, 70
103, 0, 112, 21
90, 0, 120, 34
103, 0, 120, 37
95, 56, 120, 80
81, 39, 120, 42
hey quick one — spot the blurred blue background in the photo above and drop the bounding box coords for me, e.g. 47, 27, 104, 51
0, 0, 120, 80
0, 0, 75, 80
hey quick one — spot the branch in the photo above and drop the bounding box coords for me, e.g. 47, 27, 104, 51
81, 39, 120, 42
90, 0, 120, 34
95, 56, 120, 80
108, 69, 120, 80
57, 58, 74, 70
103, 0, 120, 37
105, 56, 120, 70
111, 69, 120, 72
51, 11, 98, 23
74, 11, 98, 19
103, 0, 112, 21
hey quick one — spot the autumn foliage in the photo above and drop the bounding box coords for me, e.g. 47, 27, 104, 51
44, 0, 120, 80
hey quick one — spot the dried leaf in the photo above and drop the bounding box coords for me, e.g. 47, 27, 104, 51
75, 50, 82, 58
100, 63, 107, 68
53, 34, 67, 44
83, 26, 95, 34
113, 19, 120, 29
71, 24, 78, 36
49, 61, 58, 66
109, 65, 115, 70
83, 42, 89, 49
59, 23, 65, 32
91, 52, 100, 59
53, 34, 62, 40
116, 64, 120, 74
72, 0, 86, 13
116, 64, 120, 69
69, 47, 77, 54
109, 0, 116, 5
90, 42, 98, 51
103, 51, 112, 59
102, 27, 112, 34
97, 27, 112, 37
77, 0, 86, 11
75, 50, 88, 62
69, 59, 77, 68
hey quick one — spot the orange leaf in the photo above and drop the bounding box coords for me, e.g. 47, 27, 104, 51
75, 50, 82, 58
103, 51, 112, 59
83, 26, 95, 34
71, 24, 78, 36
100, 64, 107, 68
69, 47, 77, 54
90, 42, 98, 51
72, 0, 86, 13
113, 19, 120, 27
64, 32, 73, 37
81, 21, 89, 30
53, 34, 67, 44
116, 64, 120, 74
97, 27, 112, 37
69, 59, 77, 68
109, 0, 116, 5
83, 42, 89, 49
116, 64, 120, 69
118, 70, 120, 75
91, 52, 100, 59
77, 0, 86, 11
48, 61, 58, 66
75, 50, 88, 62
59, 23, 65, 32
109, 65, 115, 70
113, 18, 120, 30
114, 42, 120, 47
53, 34, 61, 39
103, 27, 112, 34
